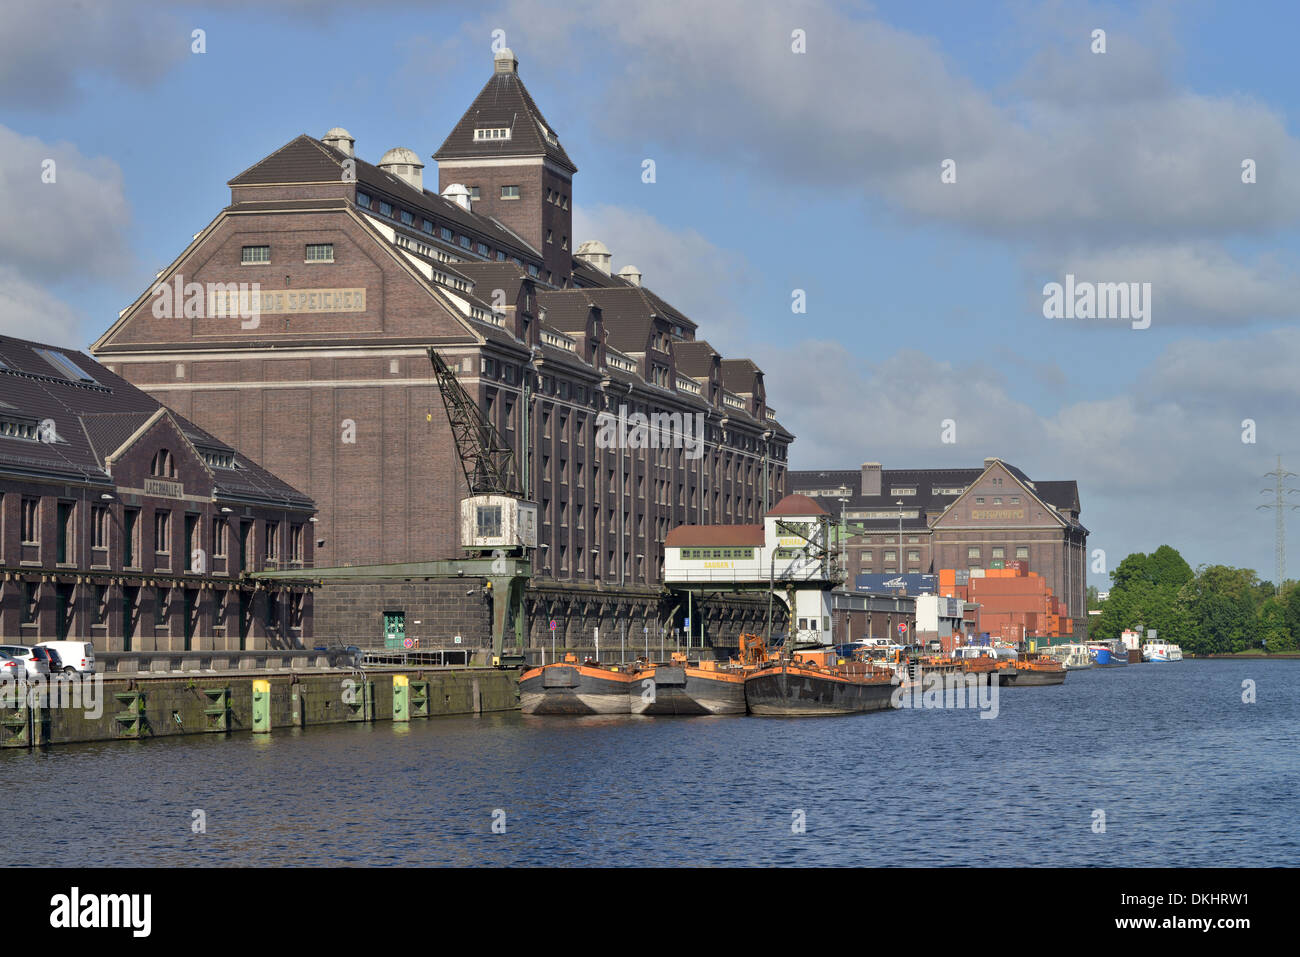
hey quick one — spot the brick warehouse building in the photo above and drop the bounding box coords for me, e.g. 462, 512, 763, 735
0, 335, 315, 650
91, 48, 791, 649
788, 458, 1089, 638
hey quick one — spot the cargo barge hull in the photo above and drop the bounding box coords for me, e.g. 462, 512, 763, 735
630, 666, 748, 715
745, 663, 896, 716
519, 664, 633, 715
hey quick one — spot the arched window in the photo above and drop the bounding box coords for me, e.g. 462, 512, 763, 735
151, 449, 176, 479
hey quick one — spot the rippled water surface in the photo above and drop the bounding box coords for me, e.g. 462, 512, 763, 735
4, 660, 1297, 866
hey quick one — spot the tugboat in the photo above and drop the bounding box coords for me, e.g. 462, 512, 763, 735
518, 654, 638, 715
627, 652, 749, 716
744, 646, 897, 716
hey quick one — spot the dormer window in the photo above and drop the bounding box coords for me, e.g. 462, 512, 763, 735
474, 127, 512, 141
151, 449, 177, 479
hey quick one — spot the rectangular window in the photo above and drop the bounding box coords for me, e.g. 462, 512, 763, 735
477, 242, 489, 256
56, 501, 73, 563
883, 550, 897, 562
213, 518, 228, 558
501, 185, 520, 200
154, 511, 170, 553
399, 210, 413, 226
266, 522, 280, 560
975, 497, 985, 505
421, 218, 434, 234
991, 547, 1005, 559
21, 497, 39, 544
1010, 496, 1020, 504
186, 514, 200, 570
1016, 546, 1029, 560
378, 201, 393, 217
241, 245, 270, 264
967, 546, 981, 560
469, 186, 480, 201
91, 505, 109, 550
291, 525, 304, 563
305, 243, 334, 262
357, 192, 372, 209
496, 250, 506, 261
908, 549, 920, 562
124, 508, 140, 567
440, 226, 453, 241
459, 235, 471, 249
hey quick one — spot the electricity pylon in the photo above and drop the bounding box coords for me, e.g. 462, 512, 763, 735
1258, 455, 1299, 592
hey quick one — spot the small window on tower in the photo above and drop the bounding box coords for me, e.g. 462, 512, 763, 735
501, 185, 520, 200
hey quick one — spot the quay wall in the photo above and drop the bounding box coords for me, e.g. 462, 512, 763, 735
0, 667, 519, 749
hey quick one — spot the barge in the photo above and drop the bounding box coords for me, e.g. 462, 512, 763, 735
627, 654, 748, 716
744, 650, 896, 716
518, 655, 638, 715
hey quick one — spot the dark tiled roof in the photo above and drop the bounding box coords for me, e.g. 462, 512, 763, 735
0, 335, 312, 509
228, 133, 543, 262
450, 261, 533, 303
786, 464, 1082, 528
227, 135, 343, 186
536, 289, 599, 333
720, 358, 761, 394
433, 65, 576, 172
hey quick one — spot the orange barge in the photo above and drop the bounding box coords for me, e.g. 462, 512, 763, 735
627, 654, 748, 716
518, 655, 637, 715
744, 649, 897, 716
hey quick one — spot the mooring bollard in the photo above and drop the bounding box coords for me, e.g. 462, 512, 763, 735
252, 679, 271, 734
393, 674, 409, 722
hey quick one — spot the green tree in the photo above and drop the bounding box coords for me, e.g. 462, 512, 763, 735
1178, 565, 1261, 655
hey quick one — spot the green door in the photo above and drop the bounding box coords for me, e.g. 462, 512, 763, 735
383, 611, 406, 649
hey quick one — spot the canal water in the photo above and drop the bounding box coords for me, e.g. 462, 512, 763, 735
3, 660, 1296, 866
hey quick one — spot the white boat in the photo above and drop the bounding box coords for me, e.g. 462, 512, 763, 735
1142, 639, 1183, 662
1044, 642, 1094, 670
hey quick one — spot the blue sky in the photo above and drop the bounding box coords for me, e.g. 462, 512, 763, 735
3, 0, 1300, 587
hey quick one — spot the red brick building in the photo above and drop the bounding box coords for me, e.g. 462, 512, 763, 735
90, 48, 790, 646
789, 458, 1089, 637
0, 335, 314, 650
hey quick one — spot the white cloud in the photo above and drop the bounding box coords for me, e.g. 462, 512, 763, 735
573, 203, 755, 349
0, 124, 134, 281
0, 1, 186, 109
0, 268, 84, 345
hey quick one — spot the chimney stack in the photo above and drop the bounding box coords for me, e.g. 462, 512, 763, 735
322, 127, 355, 158
861, 462, 882, 497
378, 147, 424, 191
494, 48, 518, 74
575, 240, 612, 275
442, 183, 472, 210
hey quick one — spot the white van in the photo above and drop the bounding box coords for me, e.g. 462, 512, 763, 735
36, 641, 96, 675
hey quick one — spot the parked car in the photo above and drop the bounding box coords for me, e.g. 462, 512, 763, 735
43, 647, 64, 673
0, 644, 51, 677
36, 641, 96, 675
0, 652, 24, 681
